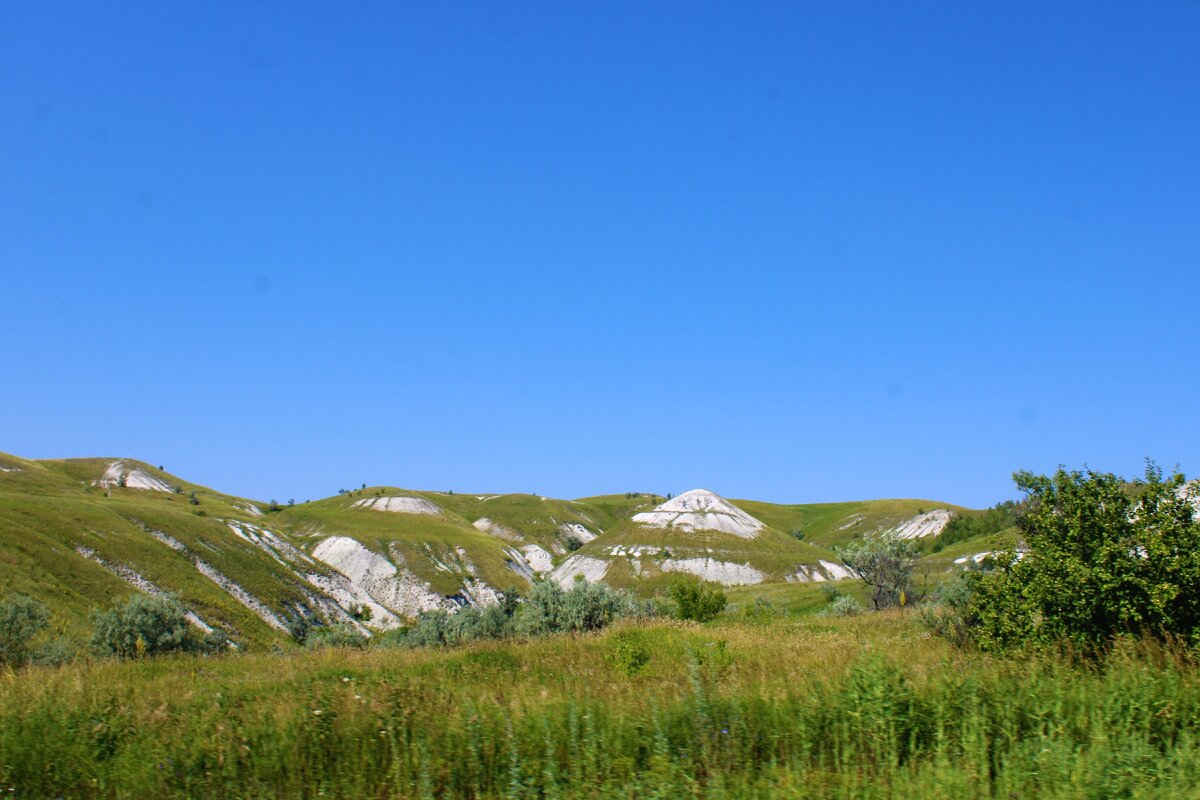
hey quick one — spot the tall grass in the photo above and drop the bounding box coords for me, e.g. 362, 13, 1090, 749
2, 614, 1198, 798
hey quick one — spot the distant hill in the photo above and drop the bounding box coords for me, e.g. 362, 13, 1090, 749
0, 451, 1015, 647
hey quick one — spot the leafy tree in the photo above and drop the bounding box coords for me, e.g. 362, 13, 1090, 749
668, 579, 727, 622
838, 531, 919, 610
962, 464, 1200, 652
0, 593, 50, 667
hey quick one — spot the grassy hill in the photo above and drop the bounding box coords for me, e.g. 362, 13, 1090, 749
0, 451, 1010, 647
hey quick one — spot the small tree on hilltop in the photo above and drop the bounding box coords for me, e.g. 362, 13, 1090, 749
838, 531, 919, 610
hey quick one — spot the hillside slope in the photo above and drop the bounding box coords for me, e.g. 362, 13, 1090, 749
0, 452, 1006, 645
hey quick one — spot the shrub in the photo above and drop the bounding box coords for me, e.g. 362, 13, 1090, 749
606, 631, 651, 677
959, 464, 1200, 653
89, 595, 194, 659
668, 579, 727, 622
824, 594, 865, 617
0, 594, 50, 667
306, 623, 370, 650
837, 531, 919, 610
288, 615, 312, 645
740, 596, 784, 623
31, 636, 78, 666
403, 609, 454, 647
514, 579, 647, 637
917, 571, 976, 648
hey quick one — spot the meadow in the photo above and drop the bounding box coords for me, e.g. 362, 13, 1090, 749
4, 609, 1198, 799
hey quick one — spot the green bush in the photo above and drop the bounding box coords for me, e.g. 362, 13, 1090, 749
944, 464, 1200, 653
89, 595, 198, 659
917, 572, 976, 648
0, 594, 50, 667
667, 579, 727, 622
606, 631, 651, 677
824, 594, 865, 617
394, 581, 649, 648
514, 579, 648, 637
306, 623, 370, 650
740, 596, 784, 623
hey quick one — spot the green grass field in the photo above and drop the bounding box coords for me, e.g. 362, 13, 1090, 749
4, 609, 1199, 799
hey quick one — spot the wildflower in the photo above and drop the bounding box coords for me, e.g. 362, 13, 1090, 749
313, 710, 323, 716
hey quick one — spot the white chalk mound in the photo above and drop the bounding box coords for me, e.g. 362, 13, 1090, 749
99, 461, 174, 492
890, 509, 952, 540
351, 496, 441, 515
661, 557, 764, 586
631, 489, 764, 539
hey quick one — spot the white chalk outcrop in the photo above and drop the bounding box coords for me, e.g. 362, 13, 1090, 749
550, 554, 610, 587
890, 509, 952, 540
787, 560, 855, 583
313, 535, 450, 618
473, 517, 523, 542
631, 489, 764, 539
660, 557, 763, 586
98, 461, 174, 492
351, 496, 442, 515
559, 523, 598, 544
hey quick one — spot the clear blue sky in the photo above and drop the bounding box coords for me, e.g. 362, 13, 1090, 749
3, 3, 1198, 508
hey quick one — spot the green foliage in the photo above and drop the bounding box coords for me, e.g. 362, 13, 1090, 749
838, 531, 919, 609
789, 528, 805, 541
0, 593, 50, 667
667, 579, 727, 622
514, 579, 649, 637
89, 595, 195, 659
917, 571, 977, 648
606, 631, 651, 677
305, 623, 370, 650
824, 594, 865, 617
930, 501, 1019, 553
396, 581, 650, 648
958, 464, 1200, 653
740, 595, 784, 623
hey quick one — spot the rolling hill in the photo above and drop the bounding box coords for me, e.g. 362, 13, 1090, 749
0, 451, 1017, 647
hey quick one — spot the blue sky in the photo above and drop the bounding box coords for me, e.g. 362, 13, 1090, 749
2, 3, 1198, 507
